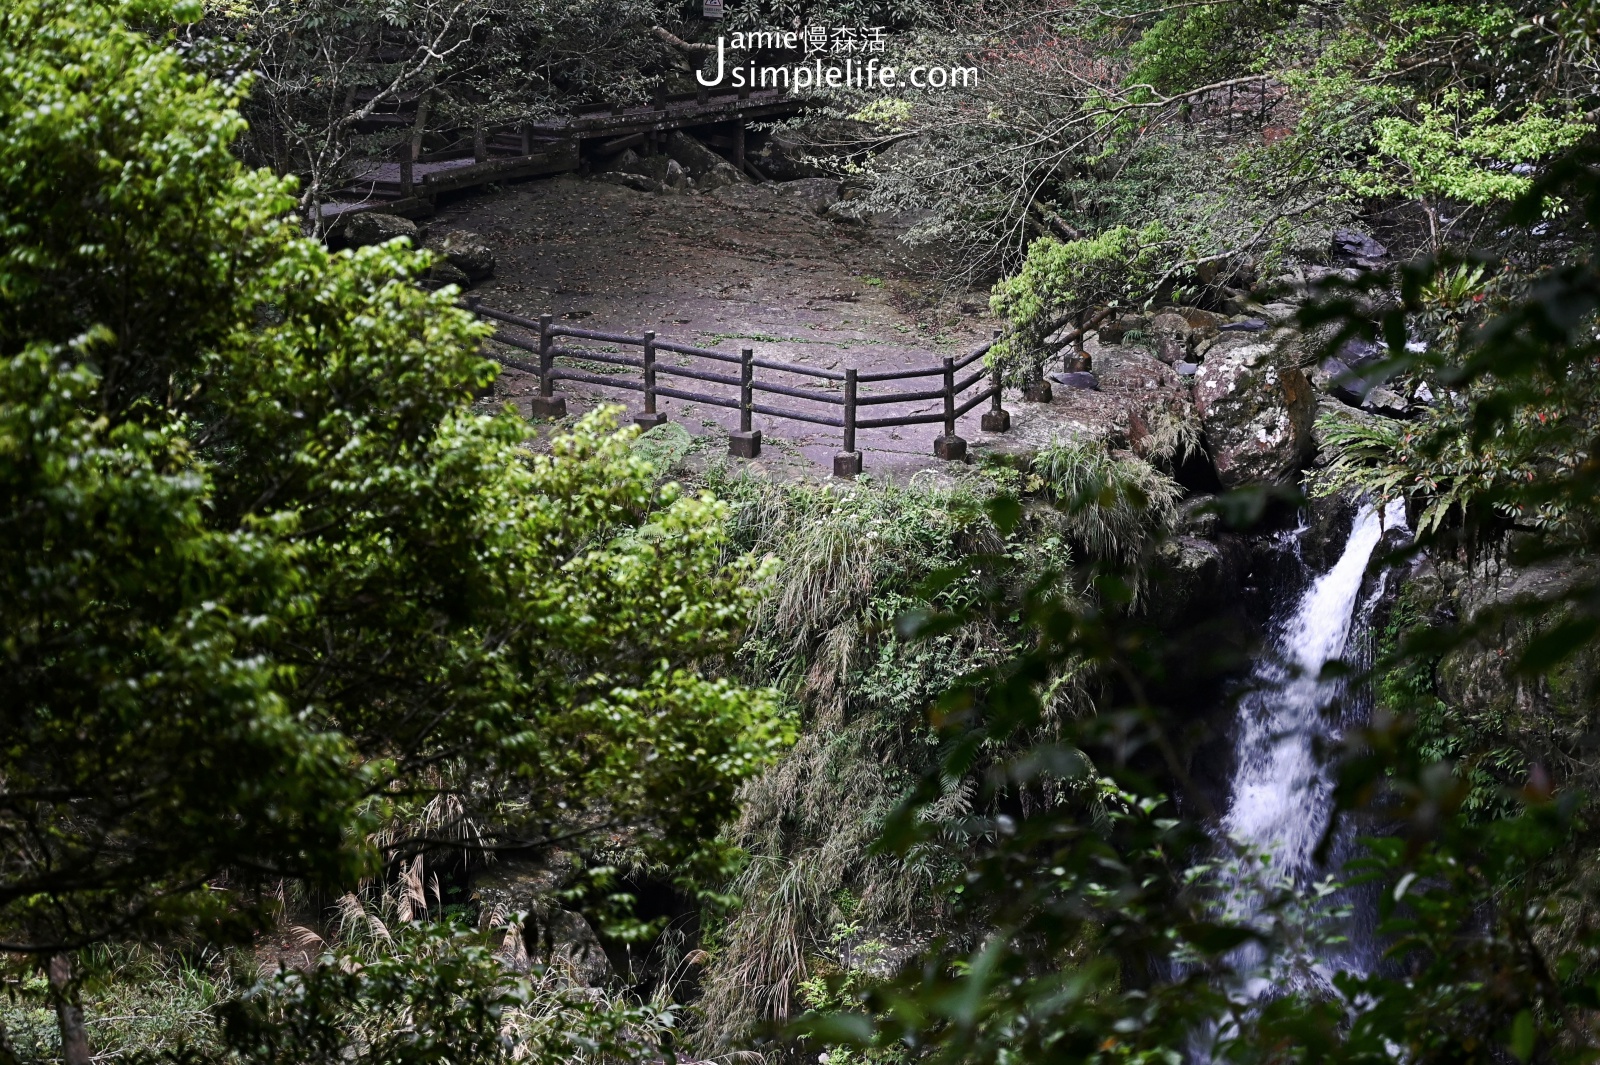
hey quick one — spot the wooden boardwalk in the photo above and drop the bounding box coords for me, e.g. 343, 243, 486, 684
321, 88, 803, 221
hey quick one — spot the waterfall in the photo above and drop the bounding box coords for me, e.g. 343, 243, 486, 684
1214, 498, 1407, 998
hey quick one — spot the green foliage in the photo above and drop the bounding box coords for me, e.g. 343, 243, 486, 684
693, 454, 1184, 1054
1376, 579, 1522, 823
221, 917, 676, 1065
1033, 439, 1182, 579
1, 0, 371, 952
1125, 1, 1290, 94
989, 224, 1169, 380
703, 467, 1014, 704
1, 946, 238, 1062
1349, 90, 1592, 210
2, 0, 783, 1005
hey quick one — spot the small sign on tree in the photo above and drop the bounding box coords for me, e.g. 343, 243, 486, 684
703, 0, 723, 19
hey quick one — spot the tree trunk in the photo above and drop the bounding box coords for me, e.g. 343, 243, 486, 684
47, 955, 91, 1065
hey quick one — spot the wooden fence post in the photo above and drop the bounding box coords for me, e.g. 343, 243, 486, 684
636, 331, 666, 430
834, 368, 862, 477
473, 123, 487, 163
982, 358, 1011, 432
529, 313, 567, 418
934, 356, 967, 460
733, 120, 746, 171
729, 347, 761, 458
1068, 310, 1090, 372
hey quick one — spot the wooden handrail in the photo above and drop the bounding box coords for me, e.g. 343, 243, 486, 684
465, 300, 1012, 475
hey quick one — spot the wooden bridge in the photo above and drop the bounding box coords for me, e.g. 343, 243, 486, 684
466, 300, 1014, 477
321, 87, 803, 222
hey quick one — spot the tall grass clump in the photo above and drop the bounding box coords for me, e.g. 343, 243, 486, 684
1034, 439, 1183, 586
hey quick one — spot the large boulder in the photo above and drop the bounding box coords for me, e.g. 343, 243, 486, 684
423, 259, 471, 290
1192, 331, 1315, 488
1147, 311, 1193, 364
1089, 343, 1201, 466
1170, 305, 1225, 339
1098, 315, 1147, 345
1332, 227, 1390, 269
779, 176, 843, 215
337, 211, 417, 248
601, 148, 668, 183
750, 135, 823, 181
665, 131, 744, 191
433, 229, 495, 282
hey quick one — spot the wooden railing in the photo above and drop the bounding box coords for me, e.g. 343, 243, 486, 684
466, 300, 1012, 477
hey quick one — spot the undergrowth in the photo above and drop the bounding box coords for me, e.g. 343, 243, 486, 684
8, 444, 1183, 1065
690, 445, 1182, 1056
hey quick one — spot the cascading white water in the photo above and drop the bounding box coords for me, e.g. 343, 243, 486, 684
1214, 498, 1407, 996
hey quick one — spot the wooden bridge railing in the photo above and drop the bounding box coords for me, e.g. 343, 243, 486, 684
466, 300, 1012, 477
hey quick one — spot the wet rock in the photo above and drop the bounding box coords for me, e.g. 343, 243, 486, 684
1332, 228, 1390, 268
1363, 386, 1410, 419
1146, 531, 1250, 631
1175, 361, 1199, 377
1339, 335, 1385, 368
1300, 490, 1360, 572
1179, 495, 1221, 539
1049, 370, 1099, 391
337, 211, 417, 248
665, 158, 688, 190
1312, 356, 1377, 406
1192, 330, 1315, 488
1154, 536, 1225, 609
1221, 318, 1268, 333
433, 230, 495, 282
